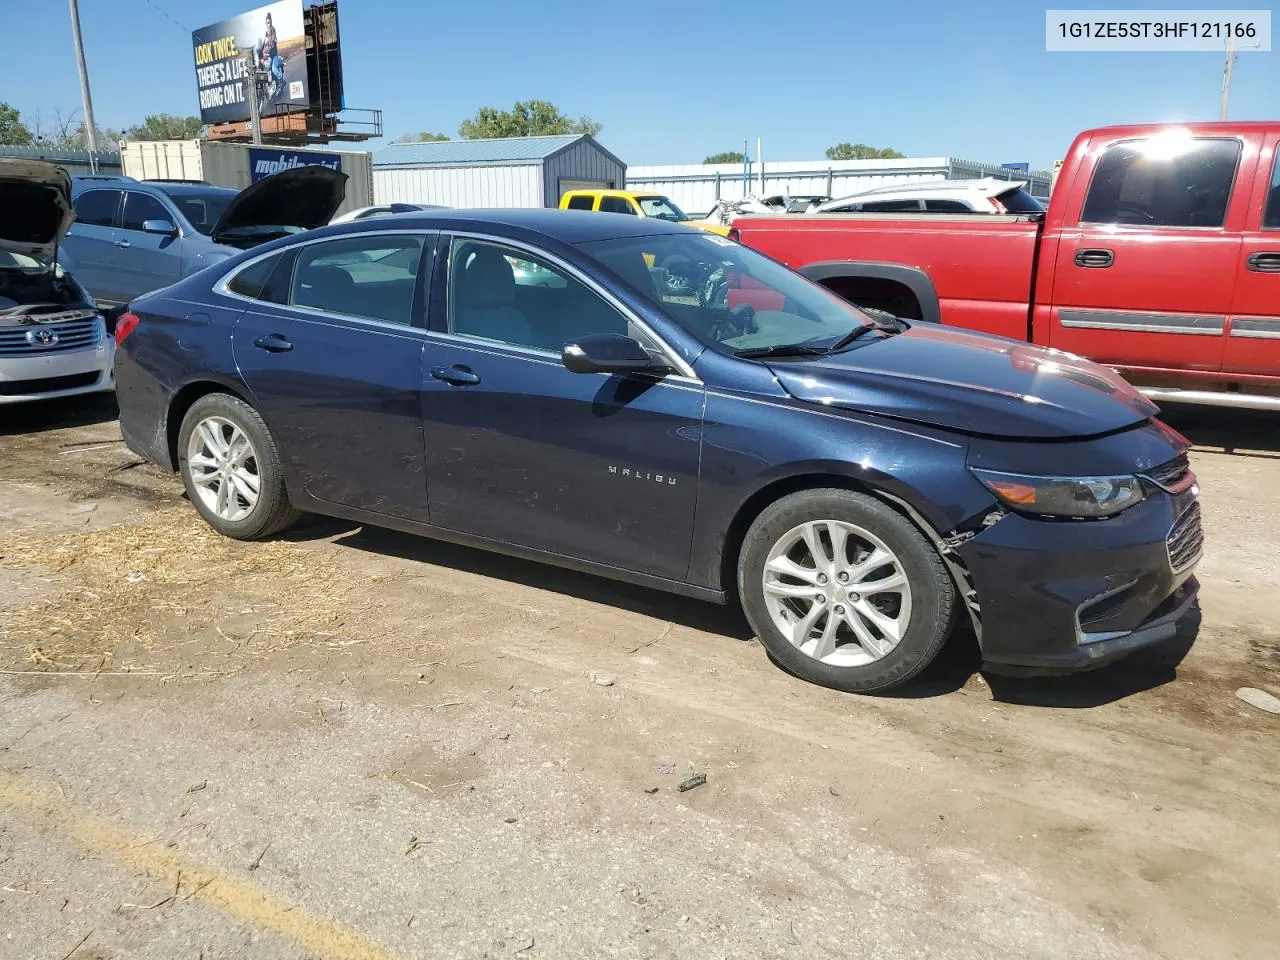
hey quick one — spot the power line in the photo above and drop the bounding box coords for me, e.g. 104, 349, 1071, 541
136, 0, 188, 32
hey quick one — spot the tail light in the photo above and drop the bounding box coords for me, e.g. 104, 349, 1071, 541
114, 311, 141, 346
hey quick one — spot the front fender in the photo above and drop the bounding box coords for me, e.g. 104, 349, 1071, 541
800, 260, 942, 325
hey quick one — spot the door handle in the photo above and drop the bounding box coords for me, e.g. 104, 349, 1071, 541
430, 364, 481, 386
114, 239, 131, 249
252, 334, 293, 353
1246, 251, 1280, 273
1074, 248, 1114, 268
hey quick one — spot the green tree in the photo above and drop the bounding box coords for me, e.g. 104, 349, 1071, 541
123, 113, 203, 141
458, 100, 600, 139
704, 151, 745, 164
0, 102, 33, 145
825, 142, 905, 161
395, 131, 449, 143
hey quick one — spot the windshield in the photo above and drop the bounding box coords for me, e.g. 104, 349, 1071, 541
579, 232, 876, 354
994, 186, 1045, 213
636, 196, 688, 221
160, 189, 236, 235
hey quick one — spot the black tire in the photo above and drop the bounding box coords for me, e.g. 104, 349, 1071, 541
176, 393, 302, 540
737, 488, 956, 693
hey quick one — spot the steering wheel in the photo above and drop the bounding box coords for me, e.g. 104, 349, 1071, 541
707, 304, 757, 343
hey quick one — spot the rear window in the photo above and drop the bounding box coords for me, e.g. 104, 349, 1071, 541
598, 196, 637, 215
860, 199, 924, 212
1081, 137, 1241, 228
227, 251, 294, 304
565, 195, 594, 211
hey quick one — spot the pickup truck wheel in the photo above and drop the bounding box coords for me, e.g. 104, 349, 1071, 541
738, 489, 956, 693
177, 393, 302, 541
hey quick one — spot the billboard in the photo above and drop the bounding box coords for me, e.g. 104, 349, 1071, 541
248, 147, 342, 183
192, 1, 311, 126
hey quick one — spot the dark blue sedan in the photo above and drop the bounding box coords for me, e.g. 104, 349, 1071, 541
112, 210, 1202, 692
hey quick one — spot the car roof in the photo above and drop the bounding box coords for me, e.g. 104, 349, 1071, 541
320, 207, 696, 243
145, 182, 238, 198
564, 189, 663, 200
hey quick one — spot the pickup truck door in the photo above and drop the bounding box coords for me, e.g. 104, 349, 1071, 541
1046, 135, 1250, 375
1224, 137, 1280, 375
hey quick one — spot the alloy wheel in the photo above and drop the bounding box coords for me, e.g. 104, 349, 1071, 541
186, 416, 262, 522
761, 519, 913, 667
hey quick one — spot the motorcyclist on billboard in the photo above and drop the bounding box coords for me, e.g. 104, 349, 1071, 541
253, 11, 284, 99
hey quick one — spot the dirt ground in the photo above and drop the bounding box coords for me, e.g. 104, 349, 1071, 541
1, 395, 1277, 960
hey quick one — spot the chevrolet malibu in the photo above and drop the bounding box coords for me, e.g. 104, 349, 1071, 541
112, 211, 1202, 693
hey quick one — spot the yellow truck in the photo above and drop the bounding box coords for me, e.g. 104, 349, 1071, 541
559, 189, 732, 237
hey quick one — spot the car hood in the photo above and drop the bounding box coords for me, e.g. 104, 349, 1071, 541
767, 324, 1158, 439
0, 159, 74, 267
211, 166, 348, 244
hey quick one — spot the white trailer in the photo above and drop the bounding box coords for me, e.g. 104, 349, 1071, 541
119, 140, 374, 218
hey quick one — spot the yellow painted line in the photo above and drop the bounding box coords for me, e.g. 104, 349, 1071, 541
0, 771, 398, 960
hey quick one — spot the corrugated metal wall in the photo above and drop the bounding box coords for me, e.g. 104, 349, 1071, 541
627, 157, 1052, 215
542, 141, 625, 205
374, 163, 543, 207
0, 144, 122, 178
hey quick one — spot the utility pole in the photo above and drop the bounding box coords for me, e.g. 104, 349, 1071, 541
67, 0, 98, 153
241, 49, 263, 145
1220, 33, 1237, 120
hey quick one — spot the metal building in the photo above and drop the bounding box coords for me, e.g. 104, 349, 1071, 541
628, 156, 1053, 216
0, 144, 122, 177
372, 135, 626, 208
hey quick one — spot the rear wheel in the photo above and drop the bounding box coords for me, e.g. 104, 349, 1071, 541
738, 489, 956, 693
177, 393, 301, 540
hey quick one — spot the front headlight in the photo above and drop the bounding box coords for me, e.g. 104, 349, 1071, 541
970, 468, 1144, 518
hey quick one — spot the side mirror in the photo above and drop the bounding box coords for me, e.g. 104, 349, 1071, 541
142, 219, 178, 236
562, 334, 660, 375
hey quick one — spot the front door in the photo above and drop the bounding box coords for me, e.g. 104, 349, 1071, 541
229, 231, 435, 522
1047, 135, 1247, 374
118, 191, 184, 300
1224, 137, 1280, 375
421, 236, 703, 582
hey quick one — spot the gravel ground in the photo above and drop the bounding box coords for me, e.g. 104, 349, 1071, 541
1, 395, 1276, 960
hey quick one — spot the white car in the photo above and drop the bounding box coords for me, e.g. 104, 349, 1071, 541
810, 178, 1046, 214
329, 202, 448, 224
0, 160, 114, 404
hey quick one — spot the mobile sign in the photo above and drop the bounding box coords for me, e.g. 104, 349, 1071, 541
248, 147, 343, 183
192, 0, 309, 126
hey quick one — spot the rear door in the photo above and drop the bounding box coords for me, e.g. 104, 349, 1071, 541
229, 230, 436, 522
1047, 136, 1250, 374
65, 188, 124, 304
117, 191, 184, 300
1224, 137, 1280, 374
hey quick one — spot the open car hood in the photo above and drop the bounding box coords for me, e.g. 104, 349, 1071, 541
211, 166, 348, 245
0, 159, 74, 266
768, 324, 1159, 440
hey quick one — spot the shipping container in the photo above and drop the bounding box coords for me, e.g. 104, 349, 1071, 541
119, 140, 373, 217
372, 135, 625, 208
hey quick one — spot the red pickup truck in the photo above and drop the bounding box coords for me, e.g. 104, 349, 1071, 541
730, 122, 1280, 410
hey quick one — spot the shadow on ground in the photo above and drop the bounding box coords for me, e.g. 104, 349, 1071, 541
286, 515, 754, 640
1160, 404, 1280, 457
0, 394, 119, 437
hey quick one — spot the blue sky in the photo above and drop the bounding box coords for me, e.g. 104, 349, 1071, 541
3, 0, 1275, 169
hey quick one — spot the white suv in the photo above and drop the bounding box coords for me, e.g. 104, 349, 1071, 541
810, 177, 1046, 214
1, 160, 114, 404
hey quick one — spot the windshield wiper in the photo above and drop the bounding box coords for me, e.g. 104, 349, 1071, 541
826, 324, 883, 351
733, 343, 832, 359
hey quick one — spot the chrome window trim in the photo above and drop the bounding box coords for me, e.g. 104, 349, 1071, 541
444, 230, 700, 381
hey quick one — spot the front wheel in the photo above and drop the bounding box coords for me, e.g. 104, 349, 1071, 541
177, 393, 301, 540
738, 489, 956, 693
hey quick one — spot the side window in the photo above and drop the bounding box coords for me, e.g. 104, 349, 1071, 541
1081, 138, 1241, 228
598, 196, 637, 215
290, 234, 425, 326
1264, 151, 1280, 230
924, 199, 975, 212
448, 239, 631, 353
860, 199, 924, 212
227, 251, 294, 303
73, 190, 120, 227
121, 192, 174, 232
565, 195, 595, 211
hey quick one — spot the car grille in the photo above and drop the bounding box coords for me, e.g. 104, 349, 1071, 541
1143, 453, 1192, 492
1166, 500, 1204, 573
0, 316, 102, 356
0, 371, 101, 396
